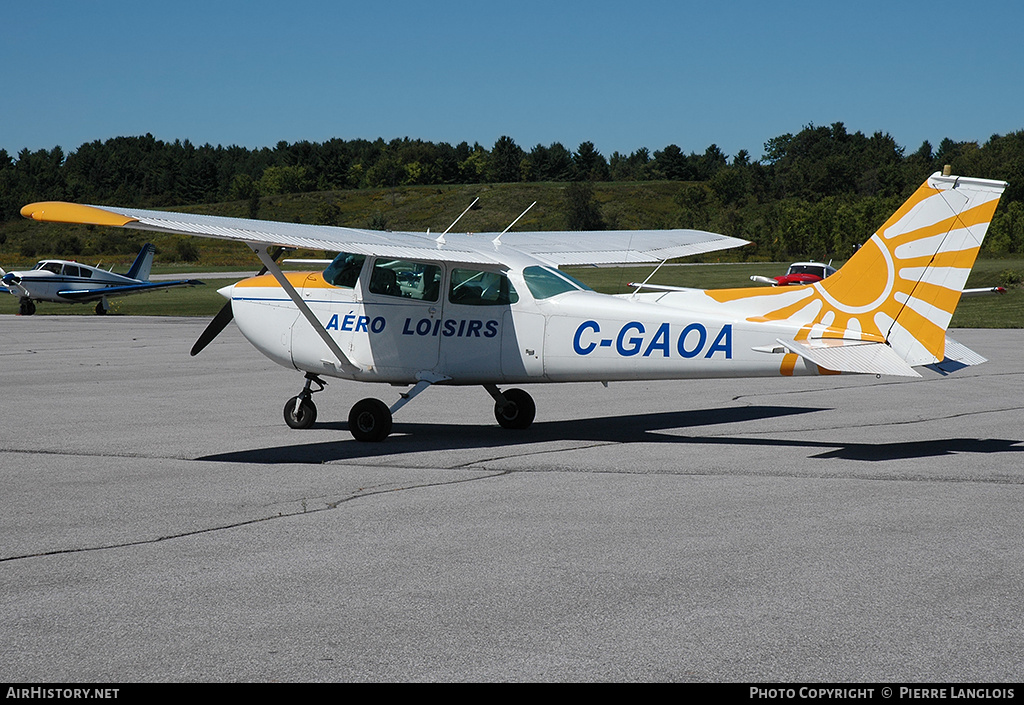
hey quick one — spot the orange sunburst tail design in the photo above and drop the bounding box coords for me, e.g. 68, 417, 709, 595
816, 173, 1006, 365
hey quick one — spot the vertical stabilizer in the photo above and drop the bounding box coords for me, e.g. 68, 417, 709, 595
703, 173, 1007, 375
816, 173, 1006, 365
126, 243, 156, 282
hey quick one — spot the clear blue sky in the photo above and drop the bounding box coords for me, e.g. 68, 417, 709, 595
3, 0, 1022, 162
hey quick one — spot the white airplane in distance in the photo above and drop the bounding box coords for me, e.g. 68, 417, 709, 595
20, 172, 1007, 442
1, 243, 202, 315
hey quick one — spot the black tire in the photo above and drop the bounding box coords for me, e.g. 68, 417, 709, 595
95, 301, 107, 315
348, 398, 393, 442
283, 396, 317, 429
493, 388, 536, 430
18, 300, 35, 316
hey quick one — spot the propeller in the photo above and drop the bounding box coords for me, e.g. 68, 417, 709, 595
190, 247, 286, 356
190, 298, 235, 356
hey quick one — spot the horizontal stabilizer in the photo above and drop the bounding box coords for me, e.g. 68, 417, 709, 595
925, 336, 988, 375
777, 338, 922, 378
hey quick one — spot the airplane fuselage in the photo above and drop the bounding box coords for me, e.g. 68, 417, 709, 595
227, 259, 820, 387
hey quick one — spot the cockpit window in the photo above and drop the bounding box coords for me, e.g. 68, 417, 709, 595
522, 266, 591, 299
36, 262, 62, 274
449, 268, 519, 306
323, 253, 366, 288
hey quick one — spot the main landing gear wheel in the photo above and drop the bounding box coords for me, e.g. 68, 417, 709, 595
284, 396, 317, 429
494, 388, 536, 430
349, 398, 393, 442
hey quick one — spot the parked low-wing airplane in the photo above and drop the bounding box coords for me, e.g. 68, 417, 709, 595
20, 172, 1006, 441
1, 243, 202, 315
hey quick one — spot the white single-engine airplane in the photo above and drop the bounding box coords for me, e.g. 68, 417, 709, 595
1, 243, 202, 315
20, 172, 1006, 441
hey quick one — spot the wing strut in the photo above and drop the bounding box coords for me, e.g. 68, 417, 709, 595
249, 243, 361, 374
630, 258, 669, 298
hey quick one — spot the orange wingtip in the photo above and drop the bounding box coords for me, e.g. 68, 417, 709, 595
20, 202, 138, 227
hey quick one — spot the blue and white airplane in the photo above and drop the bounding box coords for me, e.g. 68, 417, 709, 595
1, 243, 202, 315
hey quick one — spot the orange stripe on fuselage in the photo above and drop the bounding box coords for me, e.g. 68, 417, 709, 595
233, 271, 335, 289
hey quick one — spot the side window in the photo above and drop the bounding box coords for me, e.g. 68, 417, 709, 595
62, 265, 81, 277
323, 253, 366, 288
369, 259, 441, 301
449, 268, 519, 306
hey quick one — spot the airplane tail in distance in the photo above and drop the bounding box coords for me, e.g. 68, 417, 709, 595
126, 243, 156, 282
815, 172, 1006, 366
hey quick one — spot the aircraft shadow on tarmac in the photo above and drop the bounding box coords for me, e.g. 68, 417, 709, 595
196, 404, 1024, 465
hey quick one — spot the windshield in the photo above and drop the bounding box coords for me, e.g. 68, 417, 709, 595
322, 253, 366, 287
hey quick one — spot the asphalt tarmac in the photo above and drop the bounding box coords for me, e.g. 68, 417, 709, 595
2, 316, 1022, 683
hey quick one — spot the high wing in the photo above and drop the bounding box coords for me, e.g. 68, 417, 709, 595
55, 279, 203, 301
19, 202, 749, 266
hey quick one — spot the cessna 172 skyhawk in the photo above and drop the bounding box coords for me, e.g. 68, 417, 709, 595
20, 172, 1006, 441
1, 242, 202, 315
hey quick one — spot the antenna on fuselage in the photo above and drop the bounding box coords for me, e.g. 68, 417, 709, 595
493, 201, 536, 245
437, 197, 480, 245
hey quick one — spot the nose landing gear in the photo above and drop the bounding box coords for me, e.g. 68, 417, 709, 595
283, 373, 326, 429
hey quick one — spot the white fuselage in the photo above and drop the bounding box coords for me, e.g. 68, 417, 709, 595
3, 260, 140, 302
227, 258, 819, 387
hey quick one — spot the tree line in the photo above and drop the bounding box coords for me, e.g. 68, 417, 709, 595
2, 123, 1023, 259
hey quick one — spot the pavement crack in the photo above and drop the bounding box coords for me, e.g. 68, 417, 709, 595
448, 441, 620, 469
0, 469, 508, 564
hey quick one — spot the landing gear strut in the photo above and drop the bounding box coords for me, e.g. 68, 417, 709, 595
283, 373, 326, 429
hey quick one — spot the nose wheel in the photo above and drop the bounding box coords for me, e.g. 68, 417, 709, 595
283, 373, 325, 429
